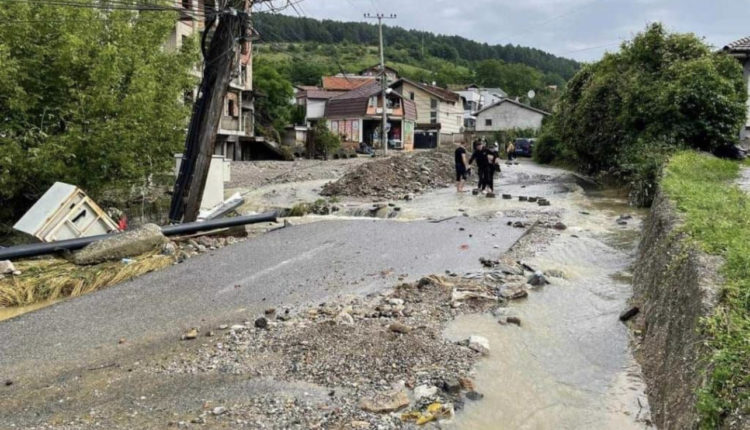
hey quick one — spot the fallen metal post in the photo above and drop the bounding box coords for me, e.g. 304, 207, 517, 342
0, 212, 277, 260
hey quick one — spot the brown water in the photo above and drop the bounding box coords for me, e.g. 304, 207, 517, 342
438, 162, 652, 429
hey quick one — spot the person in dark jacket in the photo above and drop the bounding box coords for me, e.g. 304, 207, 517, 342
469, 140, 489, 193
484, 142, 501, 196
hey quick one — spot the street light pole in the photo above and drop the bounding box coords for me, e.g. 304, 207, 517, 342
365, 12, 396, 156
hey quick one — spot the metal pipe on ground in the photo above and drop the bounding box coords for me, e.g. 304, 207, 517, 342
0, 212, 278, 261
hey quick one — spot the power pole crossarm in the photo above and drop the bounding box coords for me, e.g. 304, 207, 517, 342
364, 12, 396, 156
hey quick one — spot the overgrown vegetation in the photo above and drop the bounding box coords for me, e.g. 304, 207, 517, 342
0, 1, 198, 231
534, 24, 747, 206
661, 152, 750, 428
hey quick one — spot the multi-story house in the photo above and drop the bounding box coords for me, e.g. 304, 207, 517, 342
391, 78, 463, 148
167, 0, 255, 161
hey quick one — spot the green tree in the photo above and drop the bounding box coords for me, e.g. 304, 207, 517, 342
0, 1, 198, 230
535, 23, 746, 206
253, 57, 294, 139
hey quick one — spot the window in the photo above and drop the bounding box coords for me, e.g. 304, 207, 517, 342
409, 92, 415, 101
182, 0, 191, 9
430, 98, 438, 109
228, 99, 238, 117
430, 111, 437, 124
485, 118, 493, 127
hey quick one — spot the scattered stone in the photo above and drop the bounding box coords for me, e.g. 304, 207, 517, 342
506, 316, 522, 326
528, 197, 538, 203
414, 384, 438, 400
181, 328, 199, 340
4, 380, 12, 386
527, 271, 550, 287
479, 257, 497, 268
458, 377, 475, 391
472, 189, 480, 196
502, 194, 512, 199
161, 242, 177, 256
264, 308, 276, 315
486, 192, 496, 198
553, 222, 567, 230
512, 221, 526, 228
519, 196, 528, 201
466, 391, 484, 401
499, 283, 528, 300
388, 322, 411, 334
468, 335, 490, 355
211, 406, 227, 416
545, 269, 566, 279
254, 317, 268, 329
359, 389, 410, 413
230, 324, 245, 331
118, 338, 126, 344
617, 219, 628, 225
335, 312, 354, 326
0, 260, 17, 275
537, 199, 551, 207
442, 377, 462, 394
388, 298, 405, 306
619, 306, 640, 322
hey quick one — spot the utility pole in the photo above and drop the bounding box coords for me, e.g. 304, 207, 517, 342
169, 1, 251, 223
364, 12, 396, 156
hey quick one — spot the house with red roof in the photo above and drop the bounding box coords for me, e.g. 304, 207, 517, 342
324, 81, 417, 151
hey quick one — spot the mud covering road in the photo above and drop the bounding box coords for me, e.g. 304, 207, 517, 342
0, 157, 653, 429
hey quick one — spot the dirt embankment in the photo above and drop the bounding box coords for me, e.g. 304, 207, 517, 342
321, 152, 455, 200
631, 191, 722, 430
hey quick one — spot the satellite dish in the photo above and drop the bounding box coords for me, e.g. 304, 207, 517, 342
527, 90, 536, 99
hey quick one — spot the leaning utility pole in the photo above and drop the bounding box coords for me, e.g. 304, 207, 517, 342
169, 1, 250, 223
364, 12, 396, 156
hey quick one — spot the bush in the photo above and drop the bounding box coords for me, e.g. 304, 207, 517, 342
536, 23, 747, 206
310, 122, 341, 159
279, 146, 295, 161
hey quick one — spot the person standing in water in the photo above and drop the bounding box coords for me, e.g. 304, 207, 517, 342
469, 140, 488, 193
454, 141, 469, 192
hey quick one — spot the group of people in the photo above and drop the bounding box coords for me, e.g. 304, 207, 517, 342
454, 138, 503, 196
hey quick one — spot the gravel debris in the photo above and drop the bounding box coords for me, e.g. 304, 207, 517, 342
320, 152, 455, 200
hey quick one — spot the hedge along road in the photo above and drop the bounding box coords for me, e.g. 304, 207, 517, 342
0, 216, 525, 382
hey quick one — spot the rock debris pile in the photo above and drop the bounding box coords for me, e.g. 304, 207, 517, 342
150, 269, 540, 429
320, 152, 455, 200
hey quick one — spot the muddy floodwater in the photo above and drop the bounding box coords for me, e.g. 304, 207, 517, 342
439, 164, 652, 429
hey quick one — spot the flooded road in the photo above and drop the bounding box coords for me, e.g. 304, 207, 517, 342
240, 160, 653, 429
440, 163, 652, 429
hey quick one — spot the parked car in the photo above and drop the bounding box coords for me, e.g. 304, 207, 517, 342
514, 138, 535, 157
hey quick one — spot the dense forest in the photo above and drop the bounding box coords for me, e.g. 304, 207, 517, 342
252, 12, 580, 86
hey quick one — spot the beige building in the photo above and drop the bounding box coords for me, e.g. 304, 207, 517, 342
474, 99, 549, 132
167, 0, 256, 161
391, 79, 463, 148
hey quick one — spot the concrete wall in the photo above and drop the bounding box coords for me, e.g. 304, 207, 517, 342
306, 99, 327, 120
475, 102, 545, 132
631, 191, 721, 430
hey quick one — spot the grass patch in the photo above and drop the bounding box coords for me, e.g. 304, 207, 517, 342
661, 151, 750, 427
0, 252, 173, 308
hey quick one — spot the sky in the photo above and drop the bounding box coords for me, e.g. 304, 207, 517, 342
273, 0, 750, 62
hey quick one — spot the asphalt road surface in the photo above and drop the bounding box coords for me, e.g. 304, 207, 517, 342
0, 216, 523, 383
